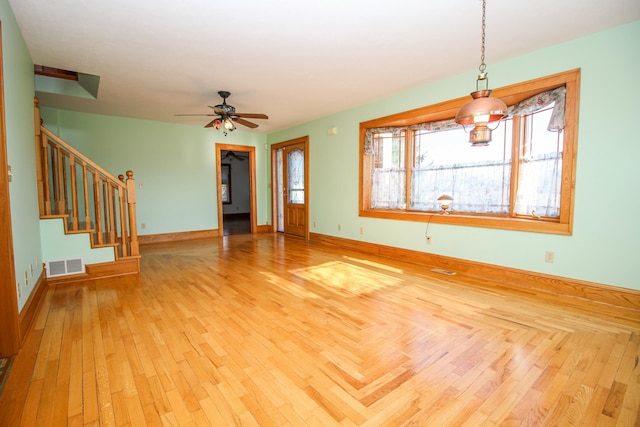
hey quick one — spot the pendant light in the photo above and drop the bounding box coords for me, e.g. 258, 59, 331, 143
455, 0, 507, 146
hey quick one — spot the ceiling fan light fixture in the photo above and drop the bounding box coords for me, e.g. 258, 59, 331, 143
454, 0, 507, 146
175, 91, 268, 135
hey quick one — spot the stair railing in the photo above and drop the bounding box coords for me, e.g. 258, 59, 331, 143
34, 98, 139, 259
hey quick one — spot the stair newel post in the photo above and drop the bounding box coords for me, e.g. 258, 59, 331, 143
125, 171, 139, 257
118, 175, 129, 257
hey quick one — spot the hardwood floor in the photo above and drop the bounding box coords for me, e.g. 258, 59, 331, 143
0, 234, 638, 426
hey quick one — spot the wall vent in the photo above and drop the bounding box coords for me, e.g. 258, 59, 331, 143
46, 258, 85, 277
431, 268, 457, 276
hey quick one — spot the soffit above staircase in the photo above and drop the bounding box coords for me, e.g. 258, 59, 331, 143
35, 65, 100, 100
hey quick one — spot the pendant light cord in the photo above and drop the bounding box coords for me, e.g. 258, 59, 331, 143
479, 0, 487, 74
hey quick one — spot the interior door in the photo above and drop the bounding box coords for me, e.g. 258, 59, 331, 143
283, 142, 306, 237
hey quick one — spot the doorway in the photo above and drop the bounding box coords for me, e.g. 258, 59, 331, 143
216, 145, 256, 236
271, 136, 309, 239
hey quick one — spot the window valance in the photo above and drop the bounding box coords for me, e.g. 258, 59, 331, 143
363, 86, 566, 155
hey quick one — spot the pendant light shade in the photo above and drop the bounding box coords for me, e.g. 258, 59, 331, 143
455, 0, 506, 146
455, 87, 507, 126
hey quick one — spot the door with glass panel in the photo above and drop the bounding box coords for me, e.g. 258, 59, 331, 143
282, 142, 306, 237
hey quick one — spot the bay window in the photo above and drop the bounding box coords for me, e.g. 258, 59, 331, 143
359, 70, 579, 234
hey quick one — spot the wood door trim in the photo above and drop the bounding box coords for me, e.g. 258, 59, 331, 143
270, 136, 310, 240
215, 144, 257, 236
0, 21, 21, 356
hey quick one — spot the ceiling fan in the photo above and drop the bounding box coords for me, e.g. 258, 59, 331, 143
176, 91, 268, 135
222, 151, 246, 161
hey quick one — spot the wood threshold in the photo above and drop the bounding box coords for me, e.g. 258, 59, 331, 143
310, 232, 640, 311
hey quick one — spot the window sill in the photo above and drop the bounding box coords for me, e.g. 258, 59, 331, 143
359, 209, 572, 235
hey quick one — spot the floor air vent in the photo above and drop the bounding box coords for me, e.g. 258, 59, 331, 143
46, 258, 85, 277
431, 268, 457, 276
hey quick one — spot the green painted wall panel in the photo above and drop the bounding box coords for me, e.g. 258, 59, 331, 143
40, 219, 114, 265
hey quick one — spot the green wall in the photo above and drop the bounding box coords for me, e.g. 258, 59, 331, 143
1, 0, 43, 312
268, 21, 640, 291
40, 109, 269, 235
40, 219, 114, 265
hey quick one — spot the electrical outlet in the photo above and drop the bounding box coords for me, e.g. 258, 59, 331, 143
141, 223, 147, 230
360, 227, 364, 235
313, 220, 317, 228
338, 224, 342, 231
30, 264, 34, 277
545, 251, 555, 263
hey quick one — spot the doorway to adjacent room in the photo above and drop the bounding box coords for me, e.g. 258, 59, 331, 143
216, 145, 256, 236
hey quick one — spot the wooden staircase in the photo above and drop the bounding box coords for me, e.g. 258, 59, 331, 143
34, 99, 140, 279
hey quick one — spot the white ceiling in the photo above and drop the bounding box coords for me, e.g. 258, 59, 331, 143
9, 0, 640, 134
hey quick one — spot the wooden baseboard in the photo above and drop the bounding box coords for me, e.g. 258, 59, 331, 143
256, 224, 273, 233
139, 227, 275, 243
18, 271, 47, 343
309, 232, 640, 311
139, 229, 220, 244
46, 257, 140, 286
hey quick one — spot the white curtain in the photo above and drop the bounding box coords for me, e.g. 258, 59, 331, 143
514, 151, 562, 217
371, 168, 406, 209
411, 160, 511, 213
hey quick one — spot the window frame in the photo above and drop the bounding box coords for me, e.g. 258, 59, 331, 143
359, 69, 580, 235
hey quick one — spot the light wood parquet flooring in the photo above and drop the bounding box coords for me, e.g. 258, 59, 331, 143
0, 234, 639, 426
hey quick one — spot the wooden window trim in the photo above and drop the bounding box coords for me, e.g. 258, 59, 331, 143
359, 69, 580, 235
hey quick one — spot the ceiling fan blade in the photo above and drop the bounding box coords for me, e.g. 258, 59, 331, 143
175, 113, 216, 117
233, 113, 269, 119
232, 117, 259, 129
